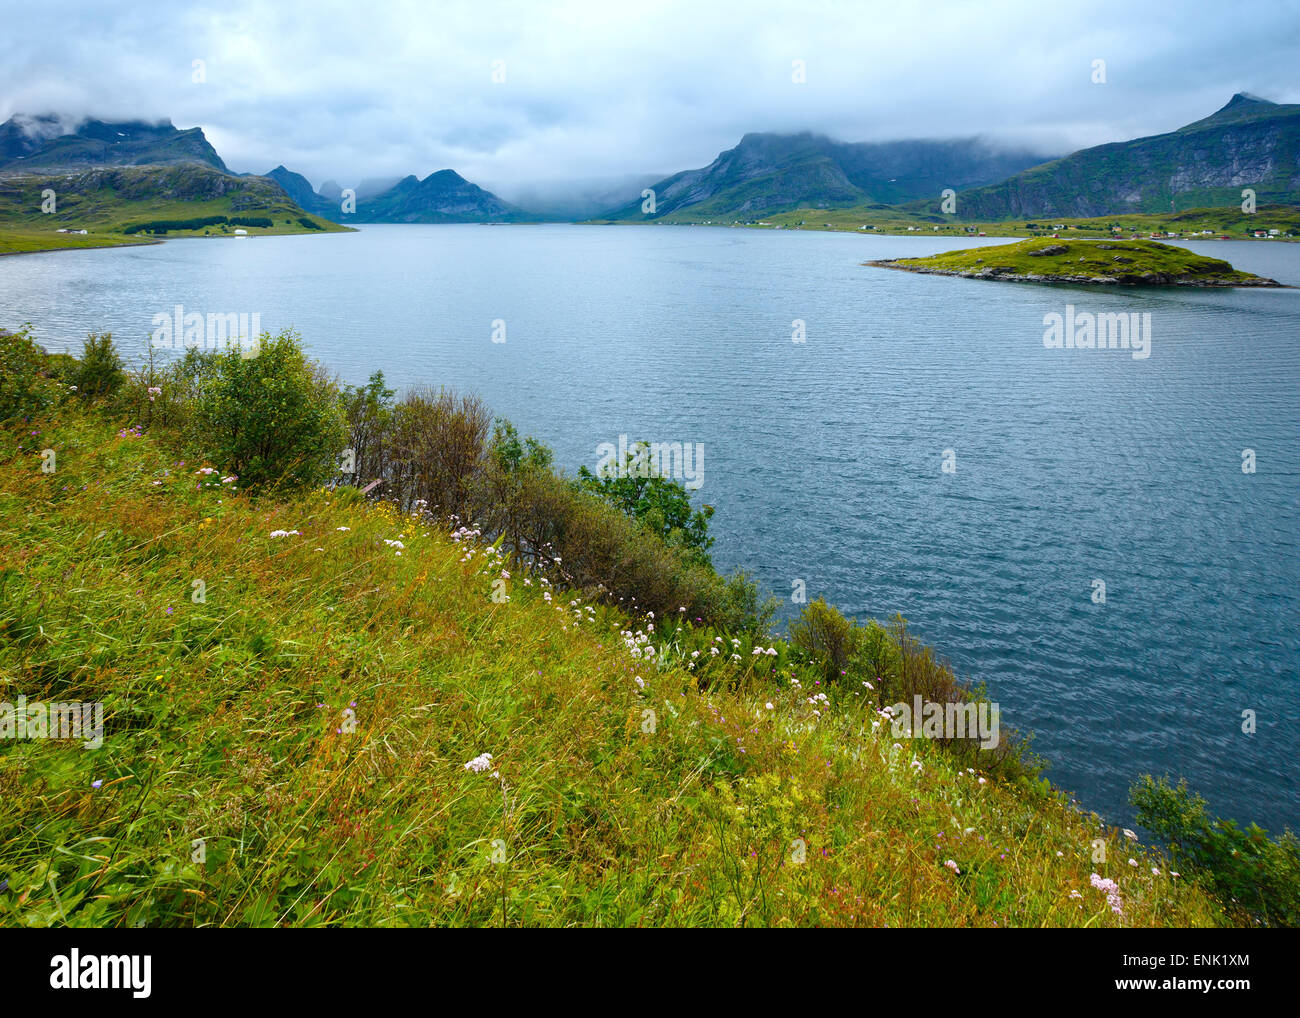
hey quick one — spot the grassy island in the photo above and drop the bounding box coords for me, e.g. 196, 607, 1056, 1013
866, 237, 1285, 286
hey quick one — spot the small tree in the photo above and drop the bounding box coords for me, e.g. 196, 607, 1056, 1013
182, 330, 346, 492
70, 332, 124, 401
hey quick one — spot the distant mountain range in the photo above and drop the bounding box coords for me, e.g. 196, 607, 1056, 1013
597, 132, 1050, 220
2, 94, 1296, 229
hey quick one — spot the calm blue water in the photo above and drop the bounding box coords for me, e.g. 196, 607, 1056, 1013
3, 224, 1298, 834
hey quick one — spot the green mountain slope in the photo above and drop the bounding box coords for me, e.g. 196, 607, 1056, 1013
934, 94, 1300, 219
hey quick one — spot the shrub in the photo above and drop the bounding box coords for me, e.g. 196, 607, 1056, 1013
788, 597, 856, 682
1132, 775, 1300, 927
69, 332, 125, 402
180, 330, 347, 492
787, 600, 1037, 780
0, 325, 58, 421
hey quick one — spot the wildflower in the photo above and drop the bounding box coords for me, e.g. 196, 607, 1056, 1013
765, 702, 774, 710
269, 530, 299, 538
1122, 828, 1138, 841
1127, 858, 1138, 867
91, 779, 102, 789
944, 859, 960, 874
464, 753, 494, 774
337, 526, 350, 531
1090, 873, 1124, 914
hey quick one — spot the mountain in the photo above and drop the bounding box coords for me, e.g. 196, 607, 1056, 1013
597, 131, 1051, 220
266, 165, 338, 218
267, 167, 529, 223
0, 115, 228, 174
941, 94, 1300, 219
350, 169, 539, 223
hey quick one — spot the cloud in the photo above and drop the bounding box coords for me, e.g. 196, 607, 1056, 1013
4, 0, 1298, 197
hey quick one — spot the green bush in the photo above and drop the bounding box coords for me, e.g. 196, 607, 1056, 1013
0, 325, 59, 421
788, 597, 856, 681
179, 330, 347, 492
1132, 775, 1300, 927
69, 332, 124, 402
786, 600, 1037, 781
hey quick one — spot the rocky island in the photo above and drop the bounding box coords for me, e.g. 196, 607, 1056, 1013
866, 237, 1285, 286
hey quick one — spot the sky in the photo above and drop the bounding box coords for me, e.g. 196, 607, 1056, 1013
3, 0, 1299, 202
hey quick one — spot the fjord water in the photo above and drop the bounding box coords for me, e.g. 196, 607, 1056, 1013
3, 224, 1298, 833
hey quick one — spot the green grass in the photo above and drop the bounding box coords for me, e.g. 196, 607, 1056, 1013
867, 237, 1279, 286
0, 230, 162, 256
0, 405, 1231, 927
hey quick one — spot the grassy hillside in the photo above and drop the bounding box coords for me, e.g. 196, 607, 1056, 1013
0, 163, 349, 256
867, 237, 1282, 286
0, 402, 1229, 927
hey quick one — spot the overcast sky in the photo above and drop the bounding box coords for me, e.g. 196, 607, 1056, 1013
3, 0, 1298, 200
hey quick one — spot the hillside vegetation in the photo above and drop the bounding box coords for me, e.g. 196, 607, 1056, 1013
3, 326, 1294, 927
